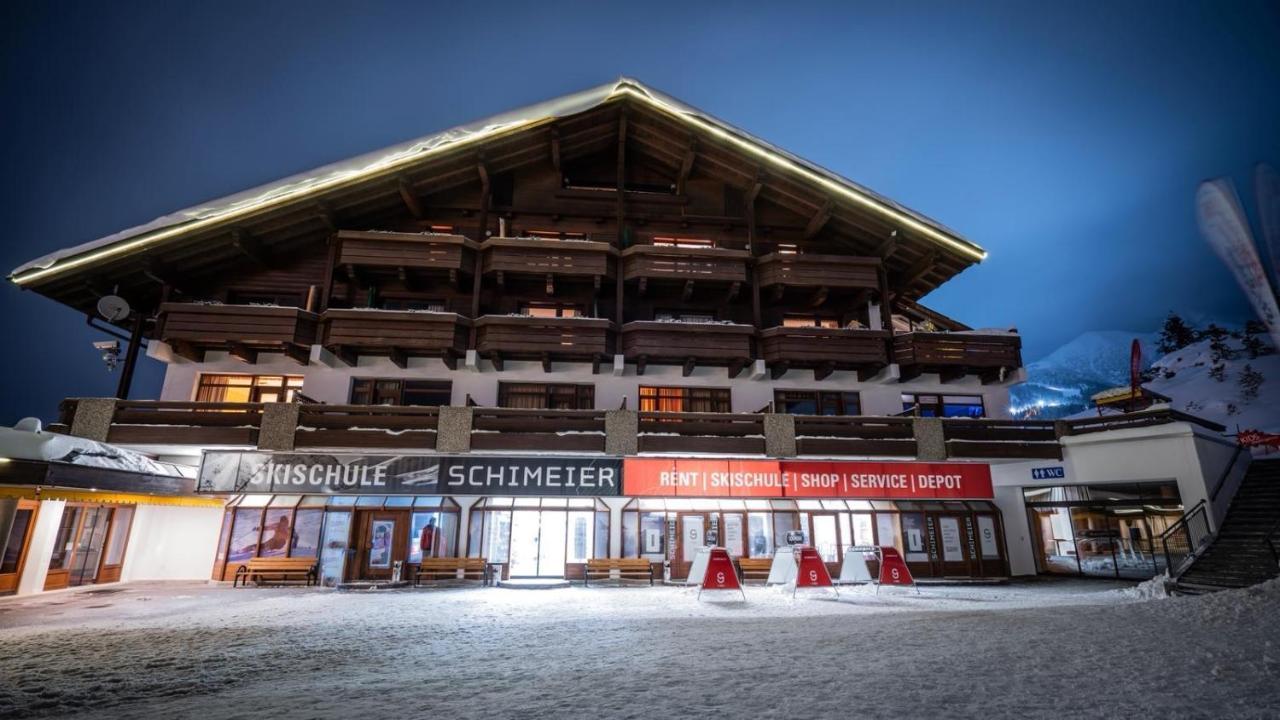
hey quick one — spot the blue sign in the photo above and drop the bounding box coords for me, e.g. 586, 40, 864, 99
1031, 466, 1066, 480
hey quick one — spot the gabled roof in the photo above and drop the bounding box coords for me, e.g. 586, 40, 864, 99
10, 78, 985, 289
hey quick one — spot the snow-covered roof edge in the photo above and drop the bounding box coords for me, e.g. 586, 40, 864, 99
9, 77, 985, 284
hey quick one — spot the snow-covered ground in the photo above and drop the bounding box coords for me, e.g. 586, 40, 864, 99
2, 579, 1278, 719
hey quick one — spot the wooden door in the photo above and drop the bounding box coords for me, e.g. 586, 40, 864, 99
671, 513, 707, 580
356, 510, 408, 581
0, 500, 39, 594
96, 506, 135, 584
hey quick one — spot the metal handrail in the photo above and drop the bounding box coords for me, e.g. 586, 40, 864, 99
1210, 443, 1248, 503
1159, 500, 1212, 577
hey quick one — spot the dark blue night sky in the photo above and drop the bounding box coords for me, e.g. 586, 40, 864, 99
2, 1, 1278, 423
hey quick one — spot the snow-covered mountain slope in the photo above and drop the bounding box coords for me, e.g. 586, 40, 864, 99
1145, 337, 1280, 432
1010, 330, 1159, 418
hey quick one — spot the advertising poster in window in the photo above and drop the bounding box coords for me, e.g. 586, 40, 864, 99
318, 513, 351, 587
876, 513, 897, 551
291, 510, 324, 558
227, 509, 262, 564
369, 520, 394, 568
977, 516, 1001, 559
939, 517, 964, 562
409, 512, 440, 564
902, 514, 928, 562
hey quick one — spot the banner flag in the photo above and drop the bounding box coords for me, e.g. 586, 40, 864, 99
1197, 179, 1280, 349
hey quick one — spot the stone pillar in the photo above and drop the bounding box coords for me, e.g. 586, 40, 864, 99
1053, 420, 1071, 440
69, 398, 117, 442
605, 409, 638, 456
436, 406, 473, 454
913, 417, 947, 461
257, 403, 300, 451
764, 413, 797, 458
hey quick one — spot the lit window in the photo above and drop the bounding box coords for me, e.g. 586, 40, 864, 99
498, 383, 594, 410
652, 237, 715, 249
521, 303, 580, 318
195, 374, 304, 403
639, 386, 731, 413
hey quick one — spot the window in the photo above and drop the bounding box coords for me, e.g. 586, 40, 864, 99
782, 314, 841, 329
902, 394, 985, 418
525, 230, 588, 241
652, 236, 715, 249
196, 374, 304, 403
774, 390, 861, 416
520, 302, 581, 318
498, 383, 594, 410
775, 243, 800, 255
1, 508, 34, 574
350, 379, 452, 406
639, 386, 731, 413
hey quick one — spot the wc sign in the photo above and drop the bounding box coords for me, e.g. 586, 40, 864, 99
1031, 466, 1065, 480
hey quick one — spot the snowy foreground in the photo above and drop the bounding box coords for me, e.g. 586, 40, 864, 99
1, 579, 1278, 719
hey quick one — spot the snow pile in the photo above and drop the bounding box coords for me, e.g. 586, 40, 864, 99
0, 422, 188, 477
1146, 336, 1280, 432
1115, 573, 1171, 600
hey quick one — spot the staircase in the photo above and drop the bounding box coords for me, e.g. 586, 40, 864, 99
1175, 458, 1280, 595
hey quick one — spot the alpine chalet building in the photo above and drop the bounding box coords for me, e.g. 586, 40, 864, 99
3, 79, 1249, 593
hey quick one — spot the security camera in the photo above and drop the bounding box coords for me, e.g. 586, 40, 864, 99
93, 340, 121, 371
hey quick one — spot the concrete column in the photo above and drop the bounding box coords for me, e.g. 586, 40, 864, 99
69, 398, 117, 442
605, 409, 638, 456
913, 417, 947, 461
257, 403, 300, 451
436, 406, 473, 454
764, 413, 797, 458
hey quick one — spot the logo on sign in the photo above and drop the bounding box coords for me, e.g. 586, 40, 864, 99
1031, 466, 1066, 480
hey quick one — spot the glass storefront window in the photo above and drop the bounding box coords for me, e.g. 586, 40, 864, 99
901, 513, 928, 562
812, 514, 839, 562
227, 508, 263, 565
568, 511, 593, 563
748, 513, 773, 558
292, 509, 324, 558
103, 507, 134, 566
1, 508, 34, 574
49, 507, 82, 570
318, 511, 352, 587
640, 512, 665, 556
850, 513, 875, 547
259, 509, 293, 558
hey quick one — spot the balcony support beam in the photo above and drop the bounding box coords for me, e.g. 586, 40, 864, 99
814, 361, 835, 381
635, 354, 648, 376
398, 178, 425, 220
728, 358, 748, 379
441, 348, 460, 371
682, 357, 697, 377
803, 199, 833, 239
283, 343, 310, 366
389, 347, 409, 370
770, 360, 789, 380
541, 352, 552, 373
228, 343, 257, 364
488, 351, 504, 372
940, 366, 967, 384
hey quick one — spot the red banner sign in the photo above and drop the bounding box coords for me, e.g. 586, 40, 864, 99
795, 546, 834, 588
622, 458, 993, 499
878, 547, 915, 587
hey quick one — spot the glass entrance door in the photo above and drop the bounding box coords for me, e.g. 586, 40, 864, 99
358, 511, 406, 581
68, 507, 112, 587
509, 510, 569, 578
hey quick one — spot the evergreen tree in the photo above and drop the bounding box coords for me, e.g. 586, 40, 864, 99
1239, 364, 1265, 400
1157, 313, 1197, 355
1209, 363, 1227, 382
1242, 320, 1272, 358
1205, 324, 1234, 363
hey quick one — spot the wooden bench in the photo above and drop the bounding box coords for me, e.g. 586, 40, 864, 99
414, 557, 489, 587
737, 557, 773, 584
233, 557, 318, 588
584, 558, 654, 587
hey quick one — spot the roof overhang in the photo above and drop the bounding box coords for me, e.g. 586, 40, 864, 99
9, 78, 985, 289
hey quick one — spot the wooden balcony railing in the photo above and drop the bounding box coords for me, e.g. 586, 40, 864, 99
335, 230, 478, 277
59, 399, 265, 446
481, 237, 617, 285
321, 309, 470, 369
1063, 408, 1226, 436
471, 408, 606, 452
758, 327, 890, 380
793, 416, 917, 456
621, 321, 755, 377
638, 411, 765, 455
295, 404, 439, 449
156, 303, 318, 364
473, 315, 615, 371
941, 419, 1062, 460
621, 245, 750, 289
893, 331, 1023, 382
755, 253, 881, 290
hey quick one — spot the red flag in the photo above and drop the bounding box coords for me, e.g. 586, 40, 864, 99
1130, 338, 1142, 396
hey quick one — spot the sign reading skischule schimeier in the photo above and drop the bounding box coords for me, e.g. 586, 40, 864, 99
198, 451, 621, 496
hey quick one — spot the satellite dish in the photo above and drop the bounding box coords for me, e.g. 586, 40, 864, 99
97, 294, 131, 322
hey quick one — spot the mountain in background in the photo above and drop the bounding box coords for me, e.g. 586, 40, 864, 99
1010, 330, 1159, 418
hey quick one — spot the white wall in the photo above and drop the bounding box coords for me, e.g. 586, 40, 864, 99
156, 346, 1015, 418
16, 500, 64, 596
988, 422, 1242, 576
119, 505, 224, 583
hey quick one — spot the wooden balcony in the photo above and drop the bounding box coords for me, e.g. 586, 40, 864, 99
756, 253, 881, 290
473, 315, 615, 371
481, 237, 616, 289
893, 332, 1023, 383
621, 245, 750, 298
793, 416, 917, 456
321, 309, 470, 369
941, 419, 1062, 459
58, 399, 264, 446
295, 405, 438, 450
156, 303, 318, 364
471, 408, 606, 453
620, 321, 755, 377
758, 327, 891, 380
335, 230, 478, 283
638, 411, 765, 455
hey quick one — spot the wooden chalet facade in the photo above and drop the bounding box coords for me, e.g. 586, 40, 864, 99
9, 79, 1059, 586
